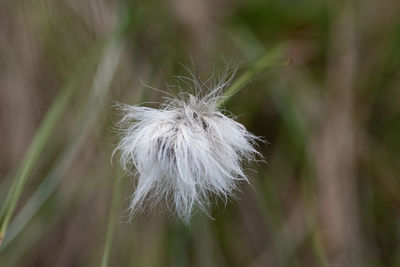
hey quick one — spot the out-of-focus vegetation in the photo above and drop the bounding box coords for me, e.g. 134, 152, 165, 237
1, 0, 400, 266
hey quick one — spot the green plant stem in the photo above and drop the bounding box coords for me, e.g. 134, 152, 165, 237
0, 0, 139, 248
219, 45, 290, 106
0, 40, 122, 250
101, 173, 121, 267
0, 45, 103, 245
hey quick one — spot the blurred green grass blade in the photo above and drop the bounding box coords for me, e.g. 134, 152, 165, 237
230, 23, 328, 264
219, 45, 290, 106
0, 167, 107, 266
0, 43, 104, 245
0, 2, 141, 244
0, 40, 122, 250
101, 168, 122, 267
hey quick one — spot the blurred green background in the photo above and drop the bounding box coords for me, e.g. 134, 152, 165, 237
1, 0, 400, 266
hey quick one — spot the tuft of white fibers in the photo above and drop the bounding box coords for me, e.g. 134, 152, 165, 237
115, 72, 262, 223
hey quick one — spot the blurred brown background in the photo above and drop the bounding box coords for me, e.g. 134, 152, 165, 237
1, 0, 400, 266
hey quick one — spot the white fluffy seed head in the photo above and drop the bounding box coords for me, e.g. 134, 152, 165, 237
115, 74, 261, 223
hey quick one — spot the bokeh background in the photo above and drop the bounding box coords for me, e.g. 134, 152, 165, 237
1, 0, 400, 266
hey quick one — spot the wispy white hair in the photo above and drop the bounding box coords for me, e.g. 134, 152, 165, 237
115, 71, 261, 222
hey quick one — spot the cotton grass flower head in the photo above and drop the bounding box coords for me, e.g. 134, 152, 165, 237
115, 70, 261, 223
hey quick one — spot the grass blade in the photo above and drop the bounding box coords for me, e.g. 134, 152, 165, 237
0, 39, 122, 250
219, 45, 290, 106
0, 43, 104, 245
101, 169, 122, 267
